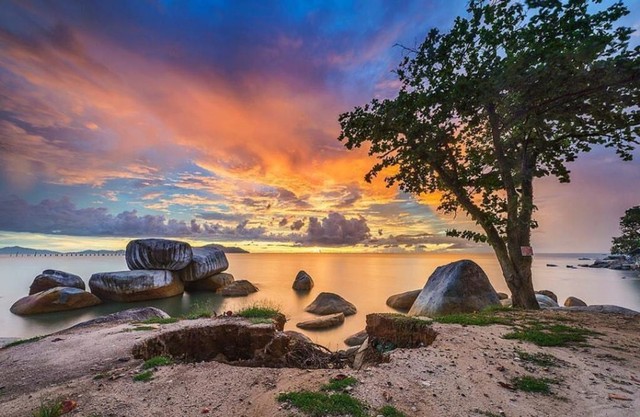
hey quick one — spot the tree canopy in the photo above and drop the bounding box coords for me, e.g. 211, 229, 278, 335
611, 206, 640, 254
338, 0, 639, 308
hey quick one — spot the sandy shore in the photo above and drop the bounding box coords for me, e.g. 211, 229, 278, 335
0, 309, 638, 417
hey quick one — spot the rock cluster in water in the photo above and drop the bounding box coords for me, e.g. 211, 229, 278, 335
10, 239, 256, 315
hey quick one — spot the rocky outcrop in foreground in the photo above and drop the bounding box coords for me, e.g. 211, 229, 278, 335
408, 260, 500, 316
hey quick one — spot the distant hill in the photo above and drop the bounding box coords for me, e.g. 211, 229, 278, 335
0, 244, 249, 255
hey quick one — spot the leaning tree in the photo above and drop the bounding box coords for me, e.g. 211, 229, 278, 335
339, 0, 639, 308
611, 205, 640, 255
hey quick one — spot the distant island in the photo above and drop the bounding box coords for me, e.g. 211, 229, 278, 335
0, 244, 249, 256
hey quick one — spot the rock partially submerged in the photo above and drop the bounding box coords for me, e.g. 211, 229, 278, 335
344, 329, 368, 346
408, 260, 500, 316
29, 270, 85, 294
89, 270, 184, 302
177, 247, 229, 282
185, 273, 234, 292
292, 270, 314, 291
126, 239, 192, 271
536, 293, 559, 308
304, 292, 357, 316
216, 280, 258, 297
10, 287, 101, 315
296, 312, 345, 330
386, 289, 421, 312
564, 296, 587, 307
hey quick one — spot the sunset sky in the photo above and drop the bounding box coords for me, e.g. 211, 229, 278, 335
0, 0, 638, 253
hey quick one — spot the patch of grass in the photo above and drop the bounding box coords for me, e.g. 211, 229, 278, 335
3, 335, 45, 349
133, 370, 154, 382
504, 323, 599, 347
182, 302, 214, 319
237, 300, 282, 319
140, 317, 179, 325
142, 356, 172, 369
32, 399, 62, 417
321, 376, 358, 392
248, 317, 273, 325
515, 349, 560, 367
132, 325, 156, 331
277, 391, 367, 417
511, 376, 556, 394
434, 312, 512, 326
379, 405, 407, 417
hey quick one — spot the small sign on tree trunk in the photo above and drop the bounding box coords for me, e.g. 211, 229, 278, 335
521, 246, 534, 256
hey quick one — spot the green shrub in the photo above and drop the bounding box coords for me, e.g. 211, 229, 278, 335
32, 399, 62, 417
142, 356, 172, 369
379, 405, 407, 417
321, 376, 358, 392
133, 370, 153, 382
237, 300, 281, 319
277, 391, 367, 417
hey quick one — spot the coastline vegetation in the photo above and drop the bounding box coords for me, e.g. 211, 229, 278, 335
3, 335, 45, 349
503, 323, 599, 347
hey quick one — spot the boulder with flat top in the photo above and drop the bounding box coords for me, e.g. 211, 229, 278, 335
126, 238, 192, 271
29, 270, 85, 294
11, 287, 101, 315
89, 270, 184, 302
178, 247, 229, 282
408, 260, 500, 316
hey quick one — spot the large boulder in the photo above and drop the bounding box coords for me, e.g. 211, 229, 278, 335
304, 292, 357, 316
89, 270, 184, 302
10, 287, 101, 315
408, 260, 500, 316
296, 313, 345, 330
126, 239, 192, 271
216, 280, 258, 297
185, 273, 235, 292
536, 293, 559, 308
564, 296, 587, 307
292, 270, 314, 291
177, 247, 229, 282
29, 270, 85, 294
386, 289, 421, 312
536, 290, 558, 303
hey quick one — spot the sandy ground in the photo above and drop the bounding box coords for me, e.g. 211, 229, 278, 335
0, 310, 638, 417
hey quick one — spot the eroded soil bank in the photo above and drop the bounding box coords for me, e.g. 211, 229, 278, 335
0, 310, 638, 416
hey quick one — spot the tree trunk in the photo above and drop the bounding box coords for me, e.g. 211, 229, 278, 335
492, 244, 539, 309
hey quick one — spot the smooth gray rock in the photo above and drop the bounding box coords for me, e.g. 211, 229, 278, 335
89, 270, 184, 302
178, 247, 229, 282
216, 280, 258, 297
386, 289, 421, 311
553, 305, 640, 316
126, 239, 192, 271
29, 270, 85, 294
305, 292, 357, 316
564, 296, 587, 307
408, 260, 500, 316
68, 307, 171, 329
185, 273, 234, 292
536, 293, 559, 308
536, 290, 558, 303
344, 330, 368, 346
284, 330, 313, 344
11, 287, 101, 315
296, 312, 345, 330
292, 270, 314, 291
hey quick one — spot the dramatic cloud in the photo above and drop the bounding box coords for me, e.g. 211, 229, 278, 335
301, 212, 370, 245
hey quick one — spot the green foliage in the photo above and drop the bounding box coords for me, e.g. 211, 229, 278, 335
131, 325, 156, 331
3, 335, 44, 349
321, 377, 358, 392
133, 370, 153, 382
32, 399, 62, 417
182, 302, 213, 320
140, 317, 179, 325
338, 0, 639, 308
379, 405, 407, 417
277, 391, 367, 417
504, 323, 598, 347
515, 349, 559, 367
142, 356, 172, 369
434, 309, 512, 326
237, 300, 281, 319
511, 376, 555, 394
611, 206, 640, 254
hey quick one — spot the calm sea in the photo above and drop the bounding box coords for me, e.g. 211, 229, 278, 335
1, 253, 638, 349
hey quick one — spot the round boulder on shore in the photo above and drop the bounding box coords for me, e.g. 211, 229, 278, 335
296, 312, 345, 330
216, 280, 258, 297
564, 296, 587, 307
408, 260, 500, 317
292, 270, 314, 291
126, 239, 193, 271
89, 270, 184, 302
536, 293, 559, 308
304, 292, 357, 316
185, 273, 235, 292
386, 289, 421, 312
177, 247, 229, 282
29, 270, 85, 295
536, 290, 558, 303
11, 287, 102, 315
